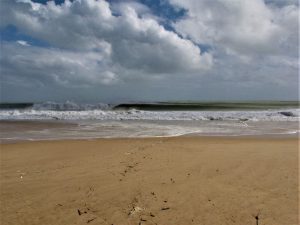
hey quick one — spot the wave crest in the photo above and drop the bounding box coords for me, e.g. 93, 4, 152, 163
32, 101, 111, 111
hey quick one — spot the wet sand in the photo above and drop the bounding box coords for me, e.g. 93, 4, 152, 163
0, 137, 298, 225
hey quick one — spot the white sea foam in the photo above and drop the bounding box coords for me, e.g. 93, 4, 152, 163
0, 120, 298, 142
1, 102, 298, 141
32, 101, 111, 111
0, 108, 299, 121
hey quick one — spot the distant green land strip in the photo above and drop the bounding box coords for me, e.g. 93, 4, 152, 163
0, 103, 34, 109
114, 101, 299, 111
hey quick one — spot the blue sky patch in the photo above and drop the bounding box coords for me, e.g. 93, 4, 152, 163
139, 0, 187, 22
1, 25, 50, 47
32, 0, 66, 4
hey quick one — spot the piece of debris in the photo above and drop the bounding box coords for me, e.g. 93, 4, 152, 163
252, 211, 261, 225
128, 206, 143, 216
87, 218, 96, 223
19, 172, 26, 179
254, 214, 260, 225
150, 212, 155, 217
161, 207, 170, 210
77, 209, 87, 216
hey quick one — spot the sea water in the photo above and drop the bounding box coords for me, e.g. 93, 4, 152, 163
0, 101, 299, 141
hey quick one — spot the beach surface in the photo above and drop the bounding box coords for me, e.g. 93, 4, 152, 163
0, 137, 298, 225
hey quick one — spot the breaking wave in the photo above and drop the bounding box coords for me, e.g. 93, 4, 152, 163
0, 106, 299, 122
32, 101, 111, 111
0, 101, 298, 141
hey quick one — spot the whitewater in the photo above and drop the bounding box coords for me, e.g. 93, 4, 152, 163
0, 101, 299, 121
0, 101, 299, 141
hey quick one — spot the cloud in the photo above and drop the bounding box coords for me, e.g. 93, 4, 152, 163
0, 0, 298, 102
1, 41, 116, 87
169, 0, 298, 58
164, 0, 298, 99
1, 0, 212, 88
265, 0, 299, 7
16, 40, 30, 46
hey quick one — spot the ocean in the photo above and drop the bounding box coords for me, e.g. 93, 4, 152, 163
0, 101, 299, 142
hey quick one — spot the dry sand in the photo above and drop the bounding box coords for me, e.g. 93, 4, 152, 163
0, 137, 298, 225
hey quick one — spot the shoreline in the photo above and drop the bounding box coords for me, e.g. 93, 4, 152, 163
1, 119, 298, 143
1, 136, 298, 225
1, 132, 298, 144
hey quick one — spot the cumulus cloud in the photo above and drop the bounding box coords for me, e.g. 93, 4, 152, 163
0, 0, 212, 88
165, 0, 298, 98
0, 0, 298, 101
1, 41, 117, 87
169, 0, 298, 58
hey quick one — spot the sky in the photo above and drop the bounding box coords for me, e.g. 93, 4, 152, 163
0, 0, 299, 103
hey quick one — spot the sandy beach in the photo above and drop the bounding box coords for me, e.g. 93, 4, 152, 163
0, 137, 298, 225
